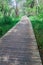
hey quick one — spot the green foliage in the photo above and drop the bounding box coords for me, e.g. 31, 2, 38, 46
26, 0, 34, 7
22, 0, 35, 16
0, 0, 21, 37
0, 16, 20, 37
29, 16, 43, 49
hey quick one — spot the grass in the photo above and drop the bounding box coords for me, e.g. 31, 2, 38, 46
29, 15, 43, 64
29, 16, 43, 49
0, 16, 20, 38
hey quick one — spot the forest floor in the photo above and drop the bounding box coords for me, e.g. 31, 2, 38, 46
0, 16, 42, 65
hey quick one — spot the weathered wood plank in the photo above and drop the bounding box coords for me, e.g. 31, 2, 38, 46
0, 16, 42, 65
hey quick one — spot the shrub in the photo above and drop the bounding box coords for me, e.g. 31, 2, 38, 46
3, 16, 12, 25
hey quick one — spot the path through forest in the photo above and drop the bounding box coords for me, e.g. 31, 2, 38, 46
0, 16, 42, 65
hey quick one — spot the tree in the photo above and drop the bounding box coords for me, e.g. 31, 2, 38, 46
30, 0, 34, 8
15, 0, 22, 17
36, 0, 39, 14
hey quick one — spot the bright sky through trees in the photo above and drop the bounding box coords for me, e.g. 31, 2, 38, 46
11, 0, 16, 7
11, 0, 26, 7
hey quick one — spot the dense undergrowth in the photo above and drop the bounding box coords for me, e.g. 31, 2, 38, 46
29, 14, 43, 64
0, 16, 20, 38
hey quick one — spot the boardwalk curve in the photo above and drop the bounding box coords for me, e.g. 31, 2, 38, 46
0, 16, 42, 65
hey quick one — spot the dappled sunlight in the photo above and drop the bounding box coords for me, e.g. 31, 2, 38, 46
0, 55, 9, 62
2, 55, 9, 62
14, 58, 20, 65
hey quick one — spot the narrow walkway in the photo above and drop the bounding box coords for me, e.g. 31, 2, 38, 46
0, 16, 42, 65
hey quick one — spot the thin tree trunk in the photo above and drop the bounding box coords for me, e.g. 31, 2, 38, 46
36, 0, 39, 15
15, 1, 19, 17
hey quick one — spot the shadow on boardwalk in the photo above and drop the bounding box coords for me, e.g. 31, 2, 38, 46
0, 16, 42, 65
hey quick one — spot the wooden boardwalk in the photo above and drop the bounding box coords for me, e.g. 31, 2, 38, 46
0, 16, 42, 65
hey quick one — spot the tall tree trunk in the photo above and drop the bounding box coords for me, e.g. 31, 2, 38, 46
36, 0, 39, 15
15, 1, 19, 17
